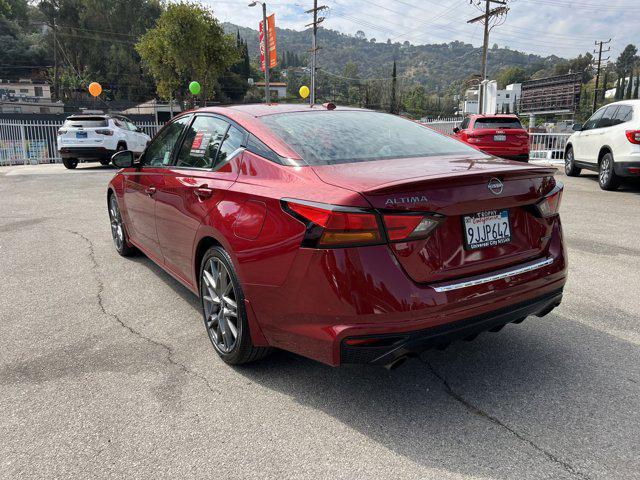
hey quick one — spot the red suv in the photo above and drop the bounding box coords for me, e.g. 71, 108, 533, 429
454, 114, 530, 162
107, 105, 565, 368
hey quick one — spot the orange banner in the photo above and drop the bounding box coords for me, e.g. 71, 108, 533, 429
259, 14, 277, 71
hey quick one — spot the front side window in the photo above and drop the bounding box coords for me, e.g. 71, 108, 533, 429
143, 116, 191, 167
459, 118, 470, 130
175, 116, 231, 169
583, 108, 605, 130
598, 105, 619, 128
260, 111, 479, 166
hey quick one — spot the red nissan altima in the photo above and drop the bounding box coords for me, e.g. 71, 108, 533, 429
107, 104, 566, 368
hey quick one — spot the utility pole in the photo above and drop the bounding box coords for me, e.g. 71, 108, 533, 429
467, 0, 509, 114
592, 39, 611, 113
305, 0, 327, 105
53, 18, 59, 100
248, 1, 270, 103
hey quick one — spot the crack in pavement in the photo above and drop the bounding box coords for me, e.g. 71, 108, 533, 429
67, 228, 220, 396
420, 358, 591, 480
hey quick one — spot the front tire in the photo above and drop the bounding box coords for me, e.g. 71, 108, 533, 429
200, 246, 270, 365
62, 158, 78, 169
598, 152, 620, 191
108, 194, 136, 256
564, 147, 581, 176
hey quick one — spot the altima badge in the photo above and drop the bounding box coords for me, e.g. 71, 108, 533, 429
385, 195, 429, 206
488, 178, 504, 195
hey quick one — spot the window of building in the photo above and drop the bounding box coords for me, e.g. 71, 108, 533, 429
34, 87, 43, 97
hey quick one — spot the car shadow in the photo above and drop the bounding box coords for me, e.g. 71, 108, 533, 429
580, 172, 640, 193
132, 250, 637, 478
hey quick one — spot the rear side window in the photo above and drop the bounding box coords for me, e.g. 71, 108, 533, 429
175, 116, 230, 169
613, 105, 633, 125
473, 117, 522, 129
260, 111, 477, 166
63, 117, 108, 128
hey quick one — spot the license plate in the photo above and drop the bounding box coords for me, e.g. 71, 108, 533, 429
493, 134, 506, 141
463, 209, 511, 250
76, 131, 87, 138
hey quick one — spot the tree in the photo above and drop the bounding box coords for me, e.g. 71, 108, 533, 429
495, 66, 527, 89
137, 2, 239, 106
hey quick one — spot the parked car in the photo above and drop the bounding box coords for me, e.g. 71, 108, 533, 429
107, 104, 566, 368
57, 114, 150, 169
453, 114, 530, 162
565, 100, 640, 190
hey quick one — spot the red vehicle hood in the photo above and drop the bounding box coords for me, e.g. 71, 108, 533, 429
310, 154, 554, 195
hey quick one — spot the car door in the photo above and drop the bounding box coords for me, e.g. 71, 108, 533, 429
126, 120, 146, 153
588, 105, 619, 164
574, 107, 606, 163
122, 115, 191, 262
155, 115, 245, 286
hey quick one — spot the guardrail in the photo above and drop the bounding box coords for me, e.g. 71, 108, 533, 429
0, 119, 162, 166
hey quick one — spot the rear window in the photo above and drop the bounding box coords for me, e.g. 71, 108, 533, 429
259, 111, 478, 166
63, 117, 108, 128
474, 117, 523, 129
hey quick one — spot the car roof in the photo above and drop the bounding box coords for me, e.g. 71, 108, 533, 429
198, 103, 366, 118
469, 114, 520, 119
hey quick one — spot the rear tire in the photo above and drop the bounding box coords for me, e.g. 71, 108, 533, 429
62, 158, 78, 169
564, 147, 581, 177
598, 152, 620, 191
200, 246, 271, 365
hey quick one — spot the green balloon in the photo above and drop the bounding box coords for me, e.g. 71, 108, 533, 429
189, 81, 201, 95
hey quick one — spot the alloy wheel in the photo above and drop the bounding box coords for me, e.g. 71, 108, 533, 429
565, 149, 573, 174
109, 196, 124, 251
600, 156, 611, 185
202, 257, 239, 354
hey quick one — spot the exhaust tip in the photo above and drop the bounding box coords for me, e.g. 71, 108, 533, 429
384, 356, 408, 370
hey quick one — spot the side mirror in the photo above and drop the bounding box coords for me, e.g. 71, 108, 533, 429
572, 123, 583, 131
453, 127, 460, 134
112, 150, 134, 168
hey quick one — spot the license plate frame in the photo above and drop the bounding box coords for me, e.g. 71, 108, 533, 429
76, 131, 88, 139
462, 209, 511, 250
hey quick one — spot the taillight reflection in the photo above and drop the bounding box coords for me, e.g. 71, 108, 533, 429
536, 184, 563, 218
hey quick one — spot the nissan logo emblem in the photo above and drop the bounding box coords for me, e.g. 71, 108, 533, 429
488, 178, 504, 195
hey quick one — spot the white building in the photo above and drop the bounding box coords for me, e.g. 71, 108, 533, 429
0, 80, 64, 114
254, 82, 287, 99
462, 83, 522, 115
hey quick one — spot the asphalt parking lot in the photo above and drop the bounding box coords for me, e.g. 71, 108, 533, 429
0, 162, 638, 480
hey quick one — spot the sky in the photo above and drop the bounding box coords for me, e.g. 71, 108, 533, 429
203, 0, 638, 60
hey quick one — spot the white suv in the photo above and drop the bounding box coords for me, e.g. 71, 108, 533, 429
57, 114, 151, 169
565, 100, 640, 190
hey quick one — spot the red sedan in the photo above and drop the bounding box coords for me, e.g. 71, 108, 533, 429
453, 114, 530, 162
107, 104, 566, 368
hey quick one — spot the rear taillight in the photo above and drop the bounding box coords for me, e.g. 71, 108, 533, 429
535, 183, 563, 218
625, 130, 640, 144
57, 129, 67, 136
382, 214, 441, 241
96, 129, 113, 136
282, 200, 383, 248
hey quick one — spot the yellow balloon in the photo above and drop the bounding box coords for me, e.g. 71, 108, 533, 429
88, 82, 102, 97
299, 85, 310, 99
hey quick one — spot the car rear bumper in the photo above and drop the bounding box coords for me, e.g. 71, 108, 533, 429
613, 160, 640, 177
247, 216, 567, 366
340, 288, 562, 366
59, 147, 116, 160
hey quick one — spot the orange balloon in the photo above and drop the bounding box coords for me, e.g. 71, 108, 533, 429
88, 82, 102, 97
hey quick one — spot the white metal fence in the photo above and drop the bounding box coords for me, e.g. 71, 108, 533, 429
0, 119, 162, 166
1, 118, 572, 165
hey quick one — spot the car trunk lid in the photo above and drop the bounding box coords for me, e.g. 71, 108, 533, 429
311, 155, 557, 283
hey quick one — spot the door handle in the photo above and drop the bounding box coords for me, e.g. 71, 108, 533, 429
145, 186, 156, 196
194, 186, 214, 199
